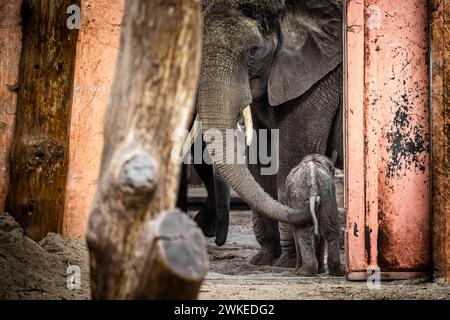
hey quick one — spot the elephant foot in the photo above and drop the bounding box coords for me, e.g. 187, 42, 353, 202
273, 252, 296, 268
318, 265, 326, 274
249, 247, 281, 266
329, 263, 346, 276
194, 207, 216, 238
317, 259, 326, 274
296, 264, 318, 277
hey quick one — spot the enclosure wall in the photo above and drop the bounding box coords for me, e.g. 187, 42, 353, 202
346, 0, 431, 279
62, 0, 124, 238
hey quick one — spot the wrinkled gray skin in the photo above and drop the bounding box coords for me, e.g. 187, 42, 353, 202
191, 142, 230, 246
177, 112, 231, 246
284, 154, 345, 276
177, 151, 230, 246
199, 0, 343, 266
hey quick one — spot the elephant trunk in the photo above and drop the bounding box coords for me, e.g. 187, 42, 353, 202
213, 168, 230, 246
197, 80, 311, 225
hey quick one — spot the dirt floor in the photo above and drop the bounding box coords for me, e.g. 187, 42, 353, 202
1, 209, 449, 300
0, 212, 90, 299
200, 210, 449, 300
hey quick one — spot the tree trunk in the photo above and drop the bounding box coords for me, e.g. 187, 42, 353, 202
86, 0, 206, 299
430, 0, 450, 281
6, 0, 80, 241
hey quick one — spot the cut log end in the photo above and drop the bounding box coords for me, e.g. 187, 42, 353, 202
156, 210, 208, 280
138, 209, 208, 299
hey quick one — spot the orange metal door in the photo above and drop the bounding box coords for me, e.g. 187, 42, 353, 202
345, 0, 430, 279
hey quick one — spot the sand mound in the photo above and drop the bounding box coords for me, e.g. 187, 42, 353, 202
0, 213, 90, 299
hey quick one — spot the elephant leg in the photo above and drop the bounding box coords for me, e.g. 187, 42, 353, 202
293, 225, 318, 276
274, 186, 298, 267
315, 205, 326, 274
250, 210, 281, 265
273, 222, 296, 267
323, 200, 345, 276
176, 163, 188, 212
327, 237, 345, 276
213, 168, 230, 246
248, 160, 281, 266
316, 235, 326, 274
326, 227, 345, 276
193, 159, 217, 238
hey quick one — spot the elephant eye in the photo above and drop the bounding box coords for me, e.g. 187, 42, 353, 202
248, 45, 262, 58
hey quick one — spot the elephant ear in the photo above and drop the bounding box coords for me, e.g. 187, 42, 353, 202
268, 1, 343, 106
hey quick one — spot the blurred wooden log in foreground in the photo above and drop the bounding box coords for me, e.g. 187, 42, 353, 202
86, 0, 206, 299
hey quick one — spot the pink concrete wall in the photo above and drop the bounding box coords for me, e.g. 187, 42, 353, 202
346, 0, 430, 278
62, 0, 124, 238
0, 0, 22, 211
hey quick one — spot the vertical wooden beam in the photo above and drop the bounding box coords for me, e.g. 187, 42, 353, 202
6, 0, 80, 241
62, 0, 124, 238
430, 0, 450, 282
86, 0, 207, 299
0, 0, 22, 211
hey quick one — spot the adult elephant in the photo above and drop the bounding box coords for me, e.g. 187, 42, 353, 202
191, 0, 343, 266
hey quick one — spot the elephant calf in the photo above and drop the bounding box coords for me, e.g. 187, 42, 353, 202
284, 154, 345, 277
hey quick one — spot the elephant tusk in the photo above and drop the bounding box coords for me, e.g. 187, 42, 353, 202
180, 115, 201, 159
242, 105, 253, 146
309, 195, 320, 237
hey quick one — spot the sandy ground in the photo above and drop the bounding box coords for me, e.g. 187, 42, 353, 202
0, 213, 90, 299
1, 169, 449, 299
200, 211, 449, 300
1, 209, 449, 300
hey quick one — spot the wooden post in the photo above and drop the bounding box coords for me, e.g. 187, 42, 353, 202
6, 0, 80, 241
430, 0, 450, 282
86, 0, 207, 299
0, 0, 22, 211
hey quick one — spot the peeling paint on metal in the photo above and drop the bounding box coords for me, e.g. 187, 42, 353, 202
353, 223, 359, 237
347, 0, 430, 276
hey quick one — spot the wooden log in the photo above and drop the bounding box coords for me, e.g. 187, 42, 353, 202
6, 0, 80, 241
135, 209, 208, 299
86, 0, 206, 299
0, 0, 22, 211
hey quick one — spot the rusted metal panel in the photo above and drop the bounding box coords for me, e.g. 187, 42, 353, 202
0, 0, 22, 211
346, 0, 430, 278
430, 0, 450, 281
62, 0, 124, 238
